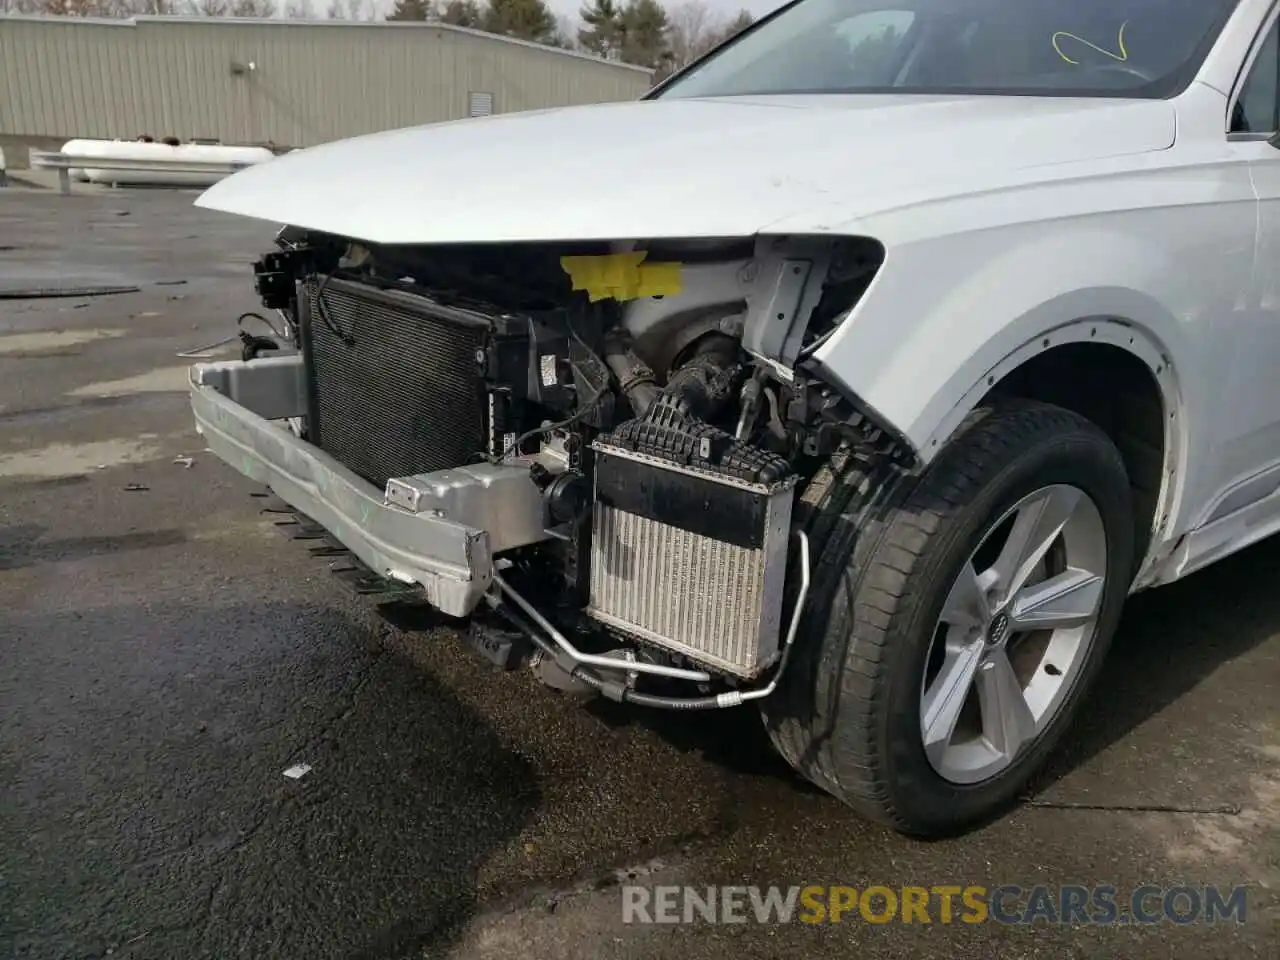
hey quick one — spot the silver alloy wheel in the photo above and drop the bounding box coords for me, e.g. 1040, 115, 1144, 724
919, 483, 1107, 785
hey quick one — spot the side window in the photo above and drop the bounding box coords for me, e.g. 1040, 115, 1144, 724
1233, 20, 1279, 134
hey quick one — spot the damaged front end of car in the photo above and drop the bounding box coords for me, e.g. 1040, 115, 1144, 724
189, 227, 910, 708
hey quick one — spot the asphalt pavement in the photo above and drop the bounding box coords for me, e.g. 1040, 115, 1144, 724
0, 185, 1276, 959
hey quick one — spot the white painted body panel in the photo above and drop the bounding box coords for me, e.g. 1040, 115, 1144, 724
808, 79, 1253, 559
193, 0, 1280, 589
195, 95, 1176, 245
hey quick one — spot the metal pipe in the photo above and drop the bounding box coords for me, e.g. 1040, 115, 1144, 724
176, 333, 240, 358
603, 331, 660, 416
713, 530, 811, 707
274, 308, 296, 343
491, 572, 713, 682
735, 375, 763, 440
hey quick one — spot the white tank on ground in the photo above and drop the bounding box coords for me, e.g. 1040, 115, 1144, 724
61, 138, 105, 181
63, 139, 275, 187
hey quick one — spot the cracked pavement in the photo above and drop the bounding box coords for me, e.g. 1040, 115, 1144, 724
0, 188, 1277, 959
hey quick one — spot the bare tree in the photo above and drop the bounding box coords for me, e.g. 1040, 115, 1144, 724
719, 8, 753, 39
666, 0, 713, 68
284, 0, 316, 16
30, 0, 110, 14
666, 0, 750, 69
553, 13, 576, 48
107, 0, 180, 12
15, 0, 194, 13
229, 0, 272, 14
189, 0, 231, 13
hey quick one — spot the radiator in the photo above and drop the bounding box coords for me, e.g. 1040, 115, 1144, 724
586, 444, 796, 678
301, 277, 488, 488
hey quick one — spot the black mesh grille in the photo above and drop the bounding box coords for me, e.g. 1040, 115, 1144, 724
302, 277, 488, 488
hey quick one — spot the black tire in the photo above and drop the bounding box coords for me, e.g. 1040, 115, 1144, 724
762, 397, 1136, 837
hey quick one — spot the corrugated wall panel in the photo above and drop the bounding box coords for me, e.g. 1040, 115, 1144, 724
0, 16, 652, 147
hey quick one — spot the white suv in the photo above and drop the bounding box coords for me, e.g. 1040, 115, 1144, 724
190, 0, 1276, 836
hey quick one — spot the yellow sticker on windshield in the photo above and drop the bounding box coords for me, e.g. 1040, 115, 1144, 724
1052, 20, 1129, 65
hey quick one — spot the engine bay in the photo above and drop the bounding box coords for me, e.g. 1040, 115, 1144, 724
245, 227, 901, 707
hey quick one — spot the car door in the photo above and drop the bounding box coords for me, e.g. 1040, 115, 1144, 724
1213, 3, 1280, 526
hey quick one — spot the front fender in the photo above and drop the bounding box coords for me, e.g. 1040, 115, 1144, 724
805, 207, 1254, 548
810, 226, 1220, 455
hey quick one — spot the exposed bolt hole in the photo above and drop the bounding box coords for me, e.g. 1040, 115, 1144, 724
776, 312, 785, 320
1042, 338, 1050, 347
1129, 337, 1135, 344
792, 266, 803, 274
1045, 663, 1062, 676
1090, 327, 1097, 337
1156, 365, 1162, 374
987, 375, 994, 386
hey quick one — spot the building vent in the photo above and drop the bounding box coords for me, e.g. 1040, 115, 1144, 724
468, 92, 494, 117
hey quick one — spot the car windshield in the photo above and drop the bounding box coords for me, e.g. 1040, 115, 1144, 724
653, 0, 1241, 100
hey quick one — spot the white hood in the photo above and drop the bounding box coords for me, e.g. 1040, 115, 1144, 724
195, 95, 1176, 245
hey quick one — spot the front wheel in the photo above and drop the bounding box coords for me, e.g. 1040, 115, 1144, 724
763, 398, 1136, 837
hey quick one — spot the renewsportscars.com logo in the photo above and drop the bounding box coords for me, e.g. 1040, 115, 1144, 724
621, 884, 1250, 926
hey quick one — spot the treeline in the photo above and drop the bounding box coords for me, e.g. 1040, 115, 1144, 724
0, 0, 279, 18
386, 0, 754, 73
0, 0, 754, 74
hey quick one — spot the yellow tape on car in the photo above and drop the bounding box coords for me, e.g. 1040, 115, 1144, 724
560, 252, 683, 303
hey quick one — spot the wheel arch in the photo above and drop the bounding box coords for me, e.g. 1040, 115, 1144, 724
915, 318, 1184, 584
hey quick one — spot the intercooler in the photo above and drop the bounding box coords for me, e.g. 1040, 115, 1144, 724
300, 277, 489, 488
586, 444, 797, 679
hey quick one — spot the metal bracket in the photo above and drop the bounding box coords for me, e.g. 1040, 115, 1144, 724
742, 238, 835, 369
